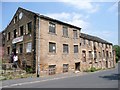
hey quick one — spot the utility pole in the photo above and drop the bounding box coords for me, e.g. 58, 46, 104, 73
37, 16, 40, 77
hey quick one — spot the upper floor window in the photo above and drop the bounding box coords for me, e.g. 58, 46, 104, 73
63, 44, 69, 53
49, 22, 56, 34
73, 30, 78, 38
7, 32, 11, 41
89, 51, 92, 58
88, 40, 91, 46
49, 42, 56, 53
26, 22, 32, 34
63, 26, 68, 37
14, 29, 17, 38
20, 26, 24, 36
14, 16, 18, 23
83, 39, 86, 45
74, 45, 78, 53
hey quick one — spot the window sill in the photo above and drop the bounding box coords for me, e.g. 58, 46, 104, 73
48, 52, 56, 55
48, 32, 57, 36
26, 52, 32, 55
73, 37, 79, 39
62, 36, 69, 38
62, 53, 69, 55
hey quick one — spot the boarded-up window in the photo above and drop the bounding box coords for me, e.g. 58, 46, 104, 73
49, 65, 56, 75
73, 30, 77, 38
26, 42, 32, 53
49, 22, 56, 34
19, 44, 23, 53
63, 26, 68, 37
63, 64, 69, 73
74, 45, 78, 53
63, 44, 69, 53
49, 42, 56, 53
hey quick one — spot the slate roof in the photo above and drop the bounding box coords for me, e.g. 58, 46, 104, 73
19, 7, 81, 30
80, 33, 112, 45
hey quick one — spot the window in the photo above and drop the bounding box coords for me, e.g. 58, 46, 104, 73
14, 29, 17, 38
49, 22, 56, 34
103, 50, 105, 57
88, 40, 91, 46
82, 50, 86, 62
49, 42, 56, 53
26, 22, 32, 34
74, 45, 78, 53
7, 47, 10, 55
83, 39, 86, 45
20, 26, 24, 36
110, 52, 112, 57
7, 32, 10, 40
99, 52, 101, 58
63, 64, 69, 73
73, 30, 78, 38
14, 16, 18, 23
26, 42, 32, 53
63, 26, 68, 37
49, 65, 56, 75
63, 44, 69, 53
94, 51, 97, 58
19, 44, 23, 53
89, 51, 92, 59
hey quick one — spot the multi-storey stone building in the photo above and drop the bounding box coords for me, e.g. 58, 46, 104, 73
1, 7, 116, 76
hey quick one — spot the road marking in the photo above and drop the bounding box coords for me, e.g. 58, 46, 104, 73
2, 73, 84, 88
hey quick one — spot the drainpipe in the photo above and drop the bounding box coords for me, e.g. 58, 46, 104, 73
37, 16, 40, 77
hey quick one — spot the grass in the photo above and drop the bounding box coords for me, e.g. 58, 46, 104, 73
0, 70, 36, 81
84, 67, 103, 72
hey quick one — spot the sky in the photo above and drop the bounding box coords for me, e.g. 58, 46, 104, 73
1, 1, 118, 45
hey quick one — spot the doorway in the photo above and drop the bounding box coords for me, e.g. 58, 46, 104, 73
75, 62, 80, 71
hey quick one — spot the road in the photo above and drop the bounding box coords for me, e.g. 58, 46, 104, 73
2, 64, 119, 88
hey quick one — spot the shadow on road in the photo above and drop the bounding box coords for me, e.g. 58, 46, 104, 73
99, 73, 120, 80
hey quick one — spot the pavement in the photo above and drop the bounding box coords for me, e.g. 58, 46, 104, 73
1, 63, 120, 88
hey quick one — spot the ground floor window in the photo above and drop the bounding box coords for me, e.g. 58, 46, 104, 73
7, 47, 10, 55
49, 65, 56, 75
26, 42, 32, 53
63, 64, 69, 73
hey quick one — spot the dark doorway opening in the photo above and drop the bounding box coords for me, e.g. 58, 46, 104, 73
75, 62, 80, 71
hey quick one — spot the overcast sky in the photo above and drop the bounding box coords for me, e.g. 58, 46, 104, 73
1, 1, 118, 45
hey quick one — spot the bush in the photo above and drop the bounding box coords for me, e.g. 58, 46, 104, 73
26, 67, 33, 73
90, 67, 97, 72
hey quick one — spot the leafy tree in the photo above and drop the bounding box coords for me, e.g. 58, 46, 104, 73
113, 45, 120, 63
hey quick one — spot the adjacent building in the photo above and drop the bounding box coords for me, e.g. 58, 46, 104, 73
1, 7, 116, 76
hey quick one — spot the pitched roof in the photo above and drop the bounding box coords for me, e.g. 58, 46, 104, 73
80, 33, 112, 45
19, 7, 81, 30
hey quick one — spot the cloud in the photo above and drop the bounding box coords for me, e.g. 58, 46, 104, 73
59, 0, 99, 13
45, 12, 90, 30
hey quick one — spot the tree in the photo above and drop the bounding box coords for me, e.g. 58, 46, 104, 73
113, 45, 120, 63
